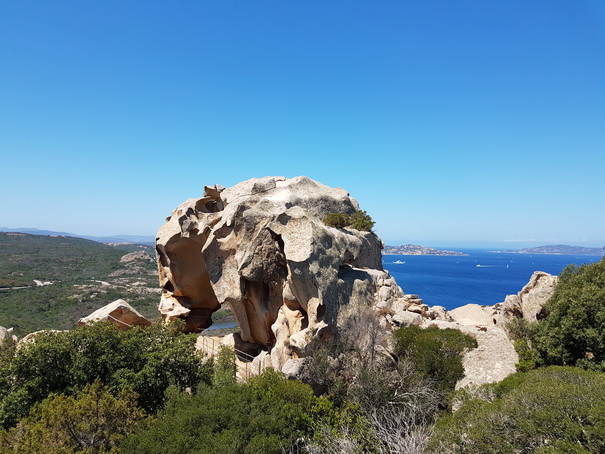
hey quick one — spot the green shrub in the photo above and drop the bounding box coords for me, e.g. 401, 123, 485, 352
533, 259, 605, 370
323, 213, 351, 229
430, 366, 605, 453
514, 339, 542, 372
0, 322, 211, 429
323, 210, 375, 232
393, 325, 477, 392
120, 369, 322, 454
212, 345, 236, 387
0, 380, 145, 453
349, 210, 375, 231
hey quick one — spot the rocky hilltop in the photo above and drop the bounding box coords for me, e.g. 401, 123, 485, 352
383, 244, 467, 256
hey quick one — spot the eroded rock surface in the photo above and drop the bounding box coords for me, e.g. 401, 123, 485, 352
497, 271, 558, 323
156, 176, 403, 370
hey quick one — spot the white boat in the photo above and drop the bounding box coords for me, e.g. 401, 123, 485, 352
393, 260, 406, 264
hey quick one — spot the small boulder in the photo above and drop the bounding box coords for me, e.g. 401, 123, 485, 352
392, 311, 423, 327
282, 358, 310, 379
407, 304, 423, 314
78, 299, 151, 330
0, 326, 13, 347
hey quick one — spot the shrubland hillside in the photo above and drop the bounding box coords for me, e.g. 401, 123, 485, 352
0, 232, 160, 336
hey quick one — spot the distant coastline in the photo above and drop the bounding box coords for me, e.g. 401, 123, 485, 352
490, 244, 604, 256
0, 227, 155, 245
383, 244, 468, 256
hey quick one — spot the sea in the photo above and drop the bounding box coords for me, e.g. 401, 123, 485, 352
383, 250, 602, 311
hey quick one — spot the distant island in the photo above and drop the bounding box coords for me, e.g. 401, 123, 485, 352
383, 244, 468, 256
492, 245, 604, 256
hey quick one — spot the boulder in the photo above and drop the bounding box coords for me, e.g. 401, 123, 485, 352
392, 311, 423, 327
155, 176, 402, 370
455, 325, 519, 389
0, 326, 13, 347
449, 304, 496, 327
498, 271, 557, 323
78, 299, 151, 330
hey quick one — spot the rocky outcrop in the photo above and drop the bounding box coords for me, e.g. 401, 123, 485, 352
447, 271, 557, 329
422, 271, 557, 389
155, 176, 560, 385
78, 299, 151, 330
156, 176, 410, 370
497, 271, 558, 323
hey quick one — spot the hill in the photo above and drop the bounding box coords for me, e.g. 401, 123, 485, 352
0, 227, 155, 245
383, 244, 467, 256
0, 232, 160, 336
515, 245, 604, 256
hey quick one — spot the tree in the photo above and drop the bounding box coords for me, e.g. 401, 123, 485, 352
533, 259, 605, 370
0, 380, 145, 453
212, 345, 237, 387
393, 325, 477, 393
0, 321, 212, 429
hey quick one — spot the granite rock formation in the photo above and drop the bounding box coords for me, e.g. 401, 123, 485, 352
78, 299, 151, 330
156, 176, 406, 370
497, 271, 558, 323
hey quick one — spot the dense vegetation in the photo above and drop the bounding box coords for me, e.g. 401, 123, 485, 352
0, 312, 477, 453
508, 258, 605, 372
121, 370, 328, 454
0, 322, 209, 429
323, 210, 375, 231
0, 233, 160, 336
533, 259, 605, 370
431, 366, 605, 453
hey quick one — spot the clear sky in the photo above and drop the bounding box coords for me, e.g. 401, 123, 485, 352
1, 1, 604, 248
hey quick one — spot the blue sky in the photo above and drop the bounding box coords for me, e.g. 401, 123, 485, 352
1, 1, 604, 248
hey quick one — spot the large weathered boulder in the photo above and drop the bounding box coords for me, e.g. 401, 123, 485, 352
156, 176, 402, 370
497, 271, 558, 323
78, 299, 151, 330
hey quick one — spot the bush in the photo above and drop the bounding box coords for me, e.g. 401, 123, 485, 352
0, 380, 145, 453
323, 213, 351, 229
323, 210, 375, 232
120, 369, 322, 454
430, 366, 605, 453
349, 210, 375, 231
0, 322, 211, 429
393, 325, 477, 393
212, 345, 237, 387
533, 259, 605, 370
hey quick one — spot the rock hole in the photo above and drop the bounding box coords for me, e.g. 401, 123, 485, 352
316, 303, 326, 321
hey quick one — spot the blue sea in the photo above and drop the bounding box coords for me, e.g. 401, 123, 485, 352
383, 250, 602, 311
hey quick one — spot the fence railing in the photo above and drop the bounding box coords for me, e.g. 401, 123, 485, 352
196, 336, 257, 381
